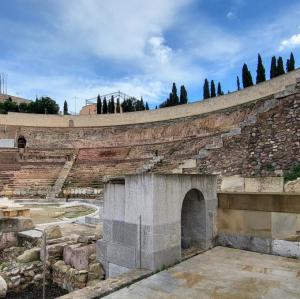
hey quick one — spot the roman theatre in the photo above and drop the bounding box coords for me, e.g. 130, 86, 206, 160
0, 69, 300, 298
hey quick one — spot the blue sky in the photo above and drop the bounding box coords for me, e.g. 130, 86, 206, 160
0, 0, 300, 112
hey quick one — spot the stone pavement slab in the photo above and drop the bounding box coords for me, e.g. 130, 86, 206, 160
103, 246, 300, 299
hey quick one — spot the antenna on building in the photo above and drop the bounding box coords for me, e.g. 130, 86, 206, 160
0, 73, 8, 95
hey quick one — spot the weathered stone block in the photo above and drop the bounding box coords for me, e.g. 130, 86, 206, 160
0, 275, 7, 298
271, 212, 297, 239
107, 243, 136, 269
245, 177, 284, 193
284, 178, 300, 193
16, 247, 40, 263
88, 262, 104, 280
272, 240, 300, 258
0, 232, 17, 250
0, 217, 34, 233
220, 175, 245, 192
63, 244, 96, 270
44, 225, 62, 240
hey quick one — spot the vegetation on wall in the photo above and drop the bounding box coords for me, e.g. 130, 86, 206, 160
284, 164, 300, 183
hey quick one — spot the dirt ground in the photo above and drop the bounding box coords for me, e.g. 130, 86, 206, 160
24, 204, 96, 225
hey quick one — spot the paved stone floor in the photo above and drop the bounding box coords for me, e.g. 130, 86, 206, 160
104, 247, 300, 299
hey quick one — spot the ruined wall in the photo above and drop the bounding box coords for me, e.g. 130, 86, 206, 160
0, 69, 299, 128
0, 72, 299, 197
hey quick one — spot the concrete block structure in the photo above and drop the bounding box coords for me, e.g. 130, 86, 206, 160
97, 174, 217, 277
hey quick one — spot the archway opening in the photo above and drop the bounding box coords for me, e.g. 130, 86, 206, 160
181, 189, 206, 251
17, 136, 27, 148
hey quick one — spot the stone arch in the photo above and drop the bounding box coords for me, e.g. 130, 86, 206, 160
17, 136, 27, 148
181, 188, 206, 249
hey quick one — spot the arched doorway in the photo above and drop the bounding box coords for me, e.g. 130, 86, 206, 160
181, 188, 206, 250
17, 136, 27, 148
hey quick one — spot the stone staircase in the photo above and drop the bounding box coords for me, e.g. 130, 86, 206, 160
46, 153, 77, 200
137, 155, 164, 174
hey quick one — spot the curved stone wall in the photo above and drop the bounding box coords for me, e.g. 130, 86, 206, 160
0, 69, 299, 128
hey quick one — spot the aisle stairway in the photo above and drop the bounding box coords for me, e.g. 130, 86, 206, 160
46, 153, 77, 200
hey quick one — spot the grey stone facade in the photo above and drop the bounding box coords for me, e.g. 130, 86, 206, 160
97, 174, 217, 277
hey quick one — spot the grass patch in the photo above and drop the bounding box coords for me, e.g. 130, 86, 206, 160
61, 205, 96, 218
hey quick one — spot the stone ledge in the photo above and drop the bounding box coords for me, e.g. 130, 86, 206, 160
56, 269, 151, 299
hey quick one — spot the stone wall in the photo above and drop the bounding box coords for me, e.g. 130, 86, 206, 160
0, 69, 299, 128
98, 174, 217, 277
0, 72, 299, 197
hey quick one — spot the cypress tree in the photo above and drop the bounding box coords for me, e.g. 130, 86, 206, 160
179, 85, 188, 104
242, 64, 253, 88
203, 79, 210, 99
276, 56, 285, 76
286, 59, 290, 73
96, 95, 102, 114
289, 52, 295, 71
63, 100, 68, 115
210, 80, 216, 98
116, 98, 121, 113
270, 56, 277, 79
256, 53, 266, 84
140, 97, 145, 110
110, 96, 115, 113
171, 83, 179, 105
237, 76, 241, 90
145, 102, 149, 110
102, 97, 108, 114
217, 82, 223, 96
168, 93, 173, 106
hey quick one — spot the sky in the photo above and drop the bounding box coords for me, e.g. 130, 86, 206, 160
0, 0, 300, 113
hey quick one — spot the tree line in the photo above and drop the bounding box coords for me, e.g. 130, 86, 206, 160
203, 52, 296, 99
0, 97, 60, 114
159, 83, 188, 108
96, 95, 149, 114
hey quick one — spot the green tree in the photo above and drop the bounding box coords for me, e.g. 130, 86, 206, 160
203, 79, 210, 99
276, 56, 285, 76
256, 53, 266, 84
96, 95, 102, 114
210, 80, 216, 98
270, 56, 277, 79
179, 85, 188, 104
102, 97, 108, 114
63, 100, 69, 115
171, 83, 179, 105
286, 59, 290, 73
288, 52, 295, 71
237, 76, 241, 90
217, 82, 223, 96
145, 102, 149, 110
242, 64, 253, 88
116, 98, 121, 113
29, 97, 59, 114
18, 102, 28, 113
110, 96, 115, 113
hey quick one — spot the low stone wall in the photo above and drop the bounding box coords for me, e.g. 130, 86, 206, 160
0, 260, 48, 293
217, 189, 300, 259
0, 69, 299, 127
57, 269, 151, 299
63, 188, 102, 197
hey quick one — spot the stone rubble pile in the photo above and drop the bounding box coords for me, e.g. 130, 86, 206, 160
0, 222, 104, 297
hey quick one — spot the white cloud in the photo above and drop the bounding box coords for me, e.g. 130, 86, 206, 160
57, 0, 191, 60
226, 11, 235, 20
279, 32, 300, 51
